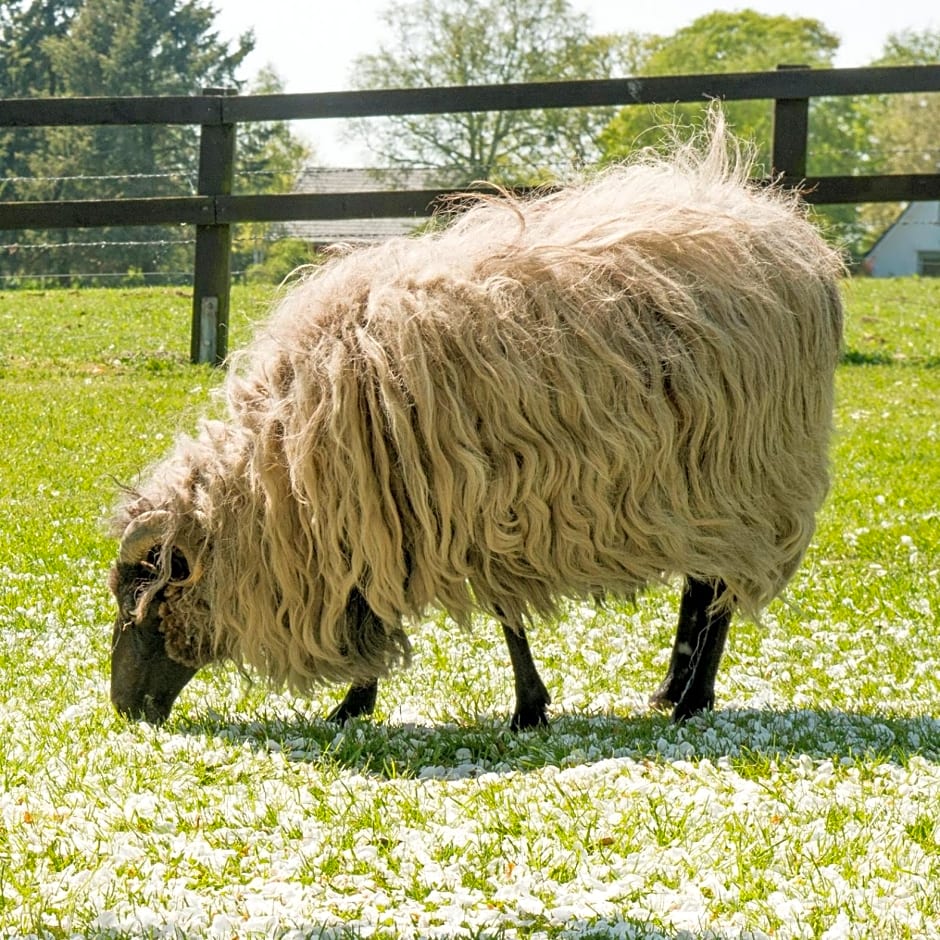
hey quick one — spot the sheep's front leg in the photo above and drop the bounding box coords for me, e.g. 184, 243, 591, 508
501, 622, 551, 730
327, 679, 379, 724
649, 577, 731, 722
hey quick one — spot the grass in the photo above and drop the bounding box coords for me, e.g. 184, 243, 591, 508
0, 278, 938, 939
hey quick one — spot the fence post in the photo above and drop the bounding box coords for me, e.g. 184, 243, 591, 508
191, 87, 236, 366
772, 64, 809, 181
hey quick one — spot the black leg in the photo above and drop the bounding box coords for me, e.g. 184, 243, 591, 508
501, 623, 551, 730
649, 577, 731, 722
327, 678, 379, 724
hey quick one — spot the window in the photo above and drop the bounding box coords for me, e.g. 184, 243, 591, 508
917, 251, 940, 277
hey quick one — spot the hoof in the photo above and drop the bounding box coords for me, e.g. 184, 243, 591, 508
326, 681, 378, 724
326, 702, 358, 725
671, 692, 714, 724
648, 690, 677, 713
509, 702, 550, 731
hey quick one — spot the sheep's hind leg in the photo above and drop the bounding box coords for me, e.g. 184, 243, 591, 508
327, 679, 379, 724
501, 622, 551, 730
649, 577, 731, 722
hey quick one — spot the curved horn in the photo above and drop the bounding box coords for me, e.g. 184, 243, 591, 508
172, 542, 204, 586
119, 509, 172, 566
119, 509, 206, 585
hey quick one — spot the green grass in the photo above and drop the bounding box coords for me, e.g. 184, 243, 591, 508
0, 279, 938, 939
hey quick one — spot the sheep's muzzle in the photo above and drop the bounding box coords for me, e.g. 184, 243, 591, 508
108, 539, 200, 725
110, 603, 198, 724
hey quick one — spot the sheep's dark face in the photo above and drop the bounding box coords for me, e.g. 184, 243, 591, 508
108, 539, 203, 725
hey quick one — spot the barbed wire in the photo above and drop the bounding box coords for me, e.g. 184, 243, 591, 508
1, 167, 296, 188
0, 237, 197, 251
0, 270, 195, 284
0, 227, 282, 285
1, 170, 196, 185
4, 214, 933, 251
1, 144, 936, 185
0, 231, 297, 254
0, 174, 935, 286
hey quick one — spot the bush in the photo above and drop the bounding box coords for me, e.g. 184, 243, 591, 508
243, 237, 322, 284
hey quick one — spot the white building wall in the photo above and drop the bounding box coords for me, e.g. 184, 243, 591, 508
865, 201, 940, 277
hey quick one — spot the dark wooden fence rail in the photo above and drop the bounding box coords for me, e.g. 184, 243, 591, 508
2, 64, 939, 363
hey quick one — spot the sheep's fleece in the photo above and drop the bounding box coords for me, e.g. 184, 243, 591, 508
114, 119, 844, 694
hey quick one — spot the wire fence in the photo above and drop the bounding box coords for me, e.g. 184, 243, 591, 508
2, 143, 938, 288
2, 69, 938, 326
0, 227, 316, 286
0, 162, 307, 286
2, 207, 937, 286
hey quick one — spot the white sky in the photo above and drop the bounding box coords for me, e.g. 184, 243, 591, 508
212, 0, 939, 164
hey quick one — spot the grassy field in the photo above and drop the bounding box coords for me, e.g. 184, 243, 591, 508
0, 278, 937, 939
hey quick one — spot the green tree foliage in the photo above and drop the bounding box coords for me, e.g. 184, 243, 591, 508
0, 0, 77, 193
33, 0, 252, 193
856, 28, 940, 250
0, 0, 77, 97
1, 0, 253, 284
232, 67, 312, 279
346, 0, 641, 183
1, 0, 308, 286
2, 0, 252, 197
596, 10, 885, 258
598, 10, 840, 170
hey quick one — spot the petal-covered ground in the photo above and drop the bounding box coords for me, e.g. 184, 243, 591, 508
0, 282, 937, 938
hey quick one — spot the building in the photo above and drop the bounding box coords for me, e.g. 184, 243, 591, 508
863, 200, 940, 277
279, 166, 464, 246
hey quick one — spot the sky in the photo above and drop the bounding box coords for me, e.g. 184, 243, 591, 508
212, 0, 939, 164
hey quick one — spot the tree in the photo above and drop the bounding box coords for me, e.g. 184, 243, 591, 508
36, 0, 253, 197
0, 0, 307, 286
345, 0, 642, 183
598, 10, 840, 172
231, 66, 313, 279
596, 11, 885, 257
0, 0, 78, 196
1, 0, 256, 284
39, 0, 267, 277
2, 0, 252, 198
0, 0, 77, 97
45, 0, 252, 96
854, 28, 940, 251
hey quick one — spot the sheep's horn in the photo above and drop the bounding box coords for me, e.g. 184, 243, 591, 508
118, 511, 204, 584
174, 545, 204, 586
119, 510, 172, 566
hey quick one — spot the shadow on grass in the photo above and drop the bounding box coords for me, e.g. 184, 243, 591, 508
59, 923, 737, 940
177, 703, 940, 780
842, 348, 940, 367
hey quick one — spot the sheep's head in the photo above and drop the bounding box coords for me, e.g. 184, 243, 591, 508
109, 509, 213, 724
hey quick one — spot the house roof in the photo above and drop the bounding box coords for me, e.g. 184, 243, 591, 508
862, 200, 940, 276
279, 166, 465, 244
863, 200, 940, 259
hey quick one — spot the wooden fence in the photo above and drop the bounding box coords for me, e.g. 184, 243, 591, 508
2, 64, 939, 363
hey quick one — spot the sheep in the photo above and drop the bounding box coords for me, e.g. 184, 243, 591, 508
108, 115, 844, 729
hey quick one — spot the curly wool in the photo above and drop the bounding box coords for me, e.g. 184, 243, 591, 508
114, 117, 844, 693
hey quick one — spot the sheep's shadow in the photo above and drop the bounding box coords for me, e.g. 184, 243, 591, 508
177, 704, 939, 779
74, 920, 767, 940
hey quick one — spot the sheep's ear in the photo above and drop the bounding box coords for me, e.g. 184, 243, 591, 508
166, 543, 203, 586
168, 547, 192, 583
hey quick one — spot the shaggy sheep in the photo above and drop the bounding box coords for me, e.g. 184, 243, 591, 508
108, 116, 844, 728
